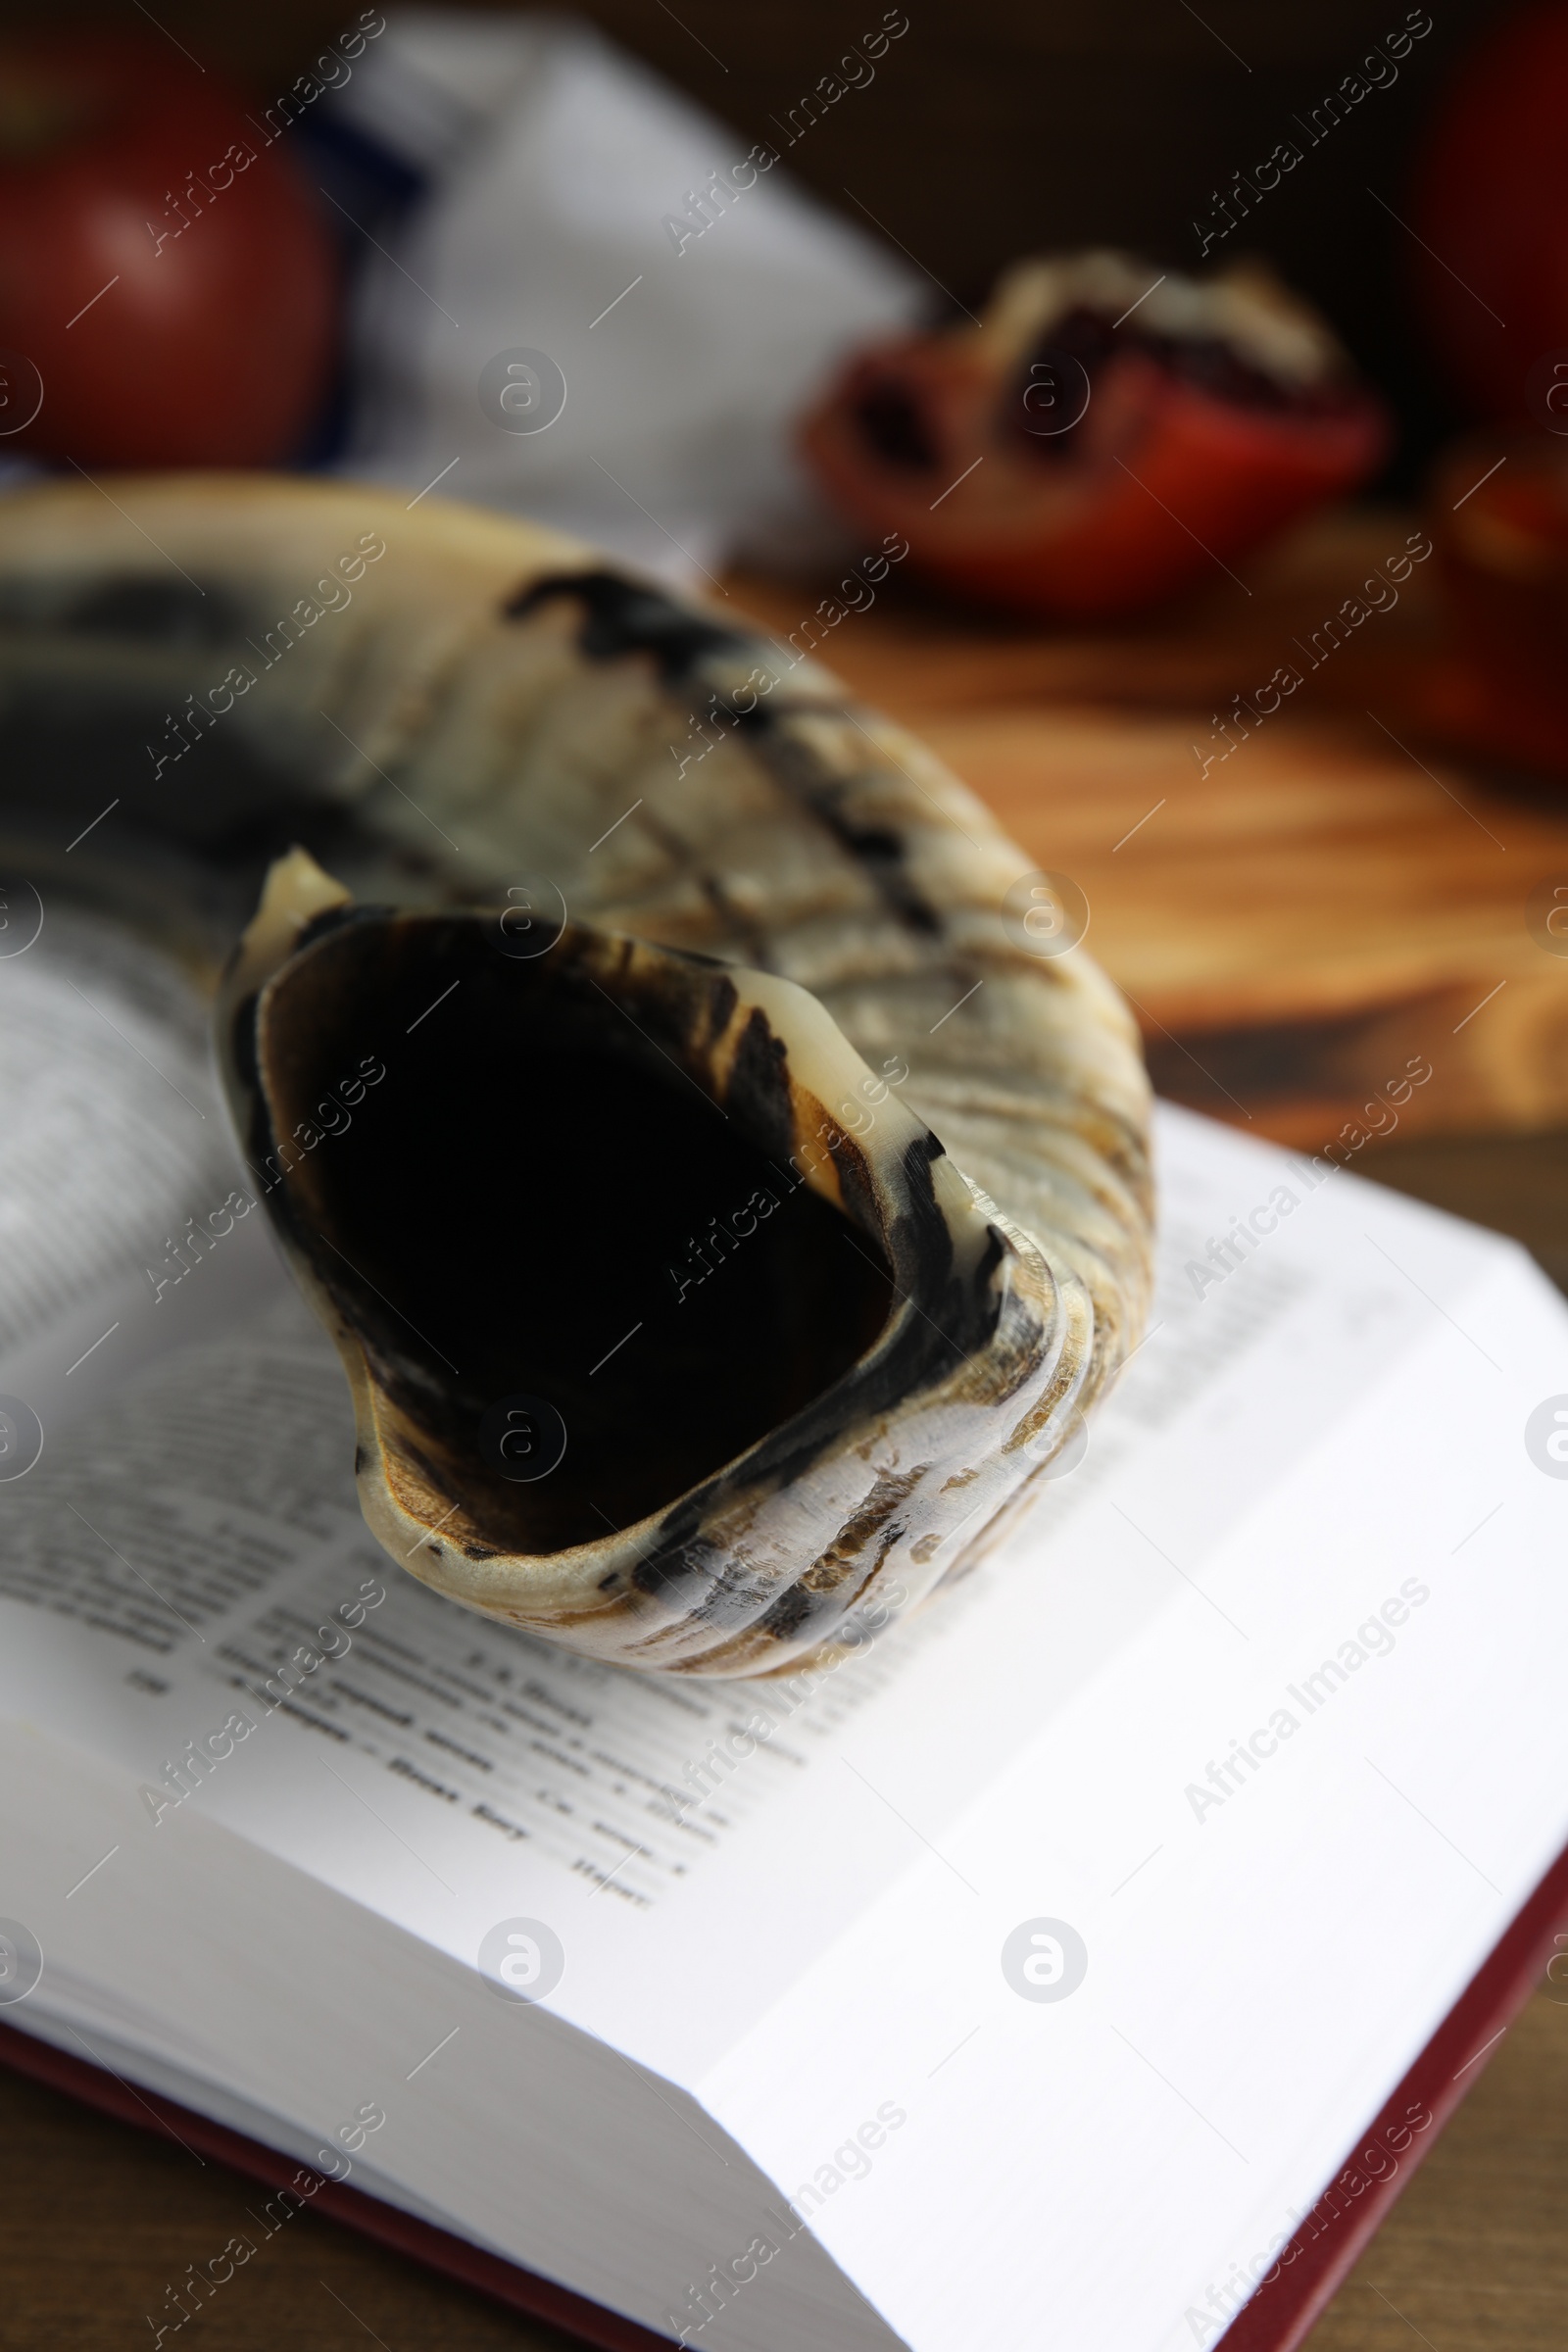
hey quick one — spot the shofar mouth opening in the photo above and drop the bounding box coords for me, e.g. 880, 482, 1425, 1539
219, 852, 1091, 1678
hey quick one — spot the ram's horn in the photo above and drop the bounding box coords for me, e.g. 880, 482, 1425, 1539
0, 473, 1154, 1675
218, 849, 1090, 1673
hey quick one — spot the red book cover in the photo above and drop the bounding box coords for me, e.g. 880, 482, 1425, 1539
2, 1834, 1565, 2352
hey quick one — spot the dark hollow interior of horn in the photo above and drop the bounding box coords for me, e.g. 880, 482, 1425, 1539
252, 914, 895, 1556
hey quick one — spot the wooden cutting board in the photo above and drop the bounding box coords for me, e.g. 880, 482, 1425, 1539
728, 513, 1568, 1150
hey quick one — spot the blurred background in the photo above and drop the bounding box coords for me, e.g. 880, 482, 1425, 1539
0, 0, 1500, 488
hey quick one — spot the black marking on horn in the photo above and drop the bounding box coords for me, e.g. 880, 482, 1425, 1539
739, 710, 944, 939
503, 570, 747, 682
505, 569, 943, 938
724, 1007, 794, 1166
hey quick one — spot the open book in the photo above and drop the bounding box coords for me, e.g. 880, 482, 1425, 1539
3, 912, 1567, 2352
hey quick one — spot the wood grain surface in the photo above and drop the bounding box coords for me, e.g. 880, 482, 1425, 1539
727, 514, 1568, 1151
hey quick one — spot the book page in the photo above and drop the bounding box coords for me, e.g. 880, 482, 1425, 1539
0, 910, 225, 1355
0, 927, 1489, 2082
0, 910, 283, 1444
697, 1180, 1568, 2352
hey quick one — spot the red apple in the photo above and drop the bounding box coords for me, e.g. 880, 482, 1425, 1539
0, 32, 336, 466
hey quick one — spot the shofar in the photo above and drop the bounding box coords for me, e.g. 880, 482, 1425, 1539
0, 474, 1153, 1676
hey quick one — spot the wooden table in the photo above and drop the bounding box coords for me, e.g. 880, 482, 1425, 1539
731, 515, 1568, 1153
7, 525, 1567, 2347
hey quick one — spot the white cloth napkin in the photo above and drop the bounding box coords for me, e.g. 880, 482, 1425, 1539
324, 10, 923, 584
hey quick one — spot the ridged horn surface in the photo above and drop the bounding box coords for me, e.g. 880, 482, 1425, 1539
0, 473, 1154, 1676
